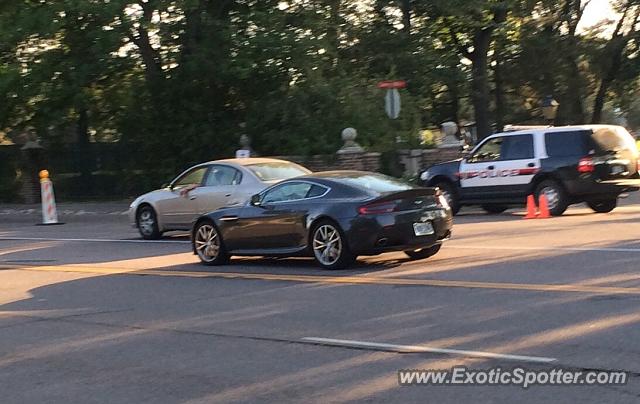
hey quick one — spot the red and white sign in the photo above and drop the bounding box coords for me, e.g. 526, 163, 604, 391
377, 80, 407, 89
40, 178, 59, 224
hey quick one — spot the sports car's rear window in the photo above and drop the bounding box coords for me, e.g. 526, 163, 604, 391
335, 173, 414, 193
246, 162, 311, 181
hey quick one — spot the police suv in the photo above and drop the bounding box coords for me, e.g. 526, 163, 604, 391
419, 125, 640, 216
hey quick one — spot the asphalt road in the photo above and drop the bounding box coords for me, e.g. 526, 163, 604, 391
1, 198, 640, 403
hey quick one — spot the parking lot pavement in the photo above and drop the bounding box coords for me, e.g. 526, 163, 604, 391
1, 197, 640, 403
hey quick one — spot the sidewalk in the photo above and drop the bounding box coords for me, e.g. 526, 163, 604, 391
0, 201, 131, 216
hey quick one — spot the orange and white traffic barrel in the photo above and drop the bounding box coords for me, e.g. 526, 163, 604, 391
39, 170, 61, 225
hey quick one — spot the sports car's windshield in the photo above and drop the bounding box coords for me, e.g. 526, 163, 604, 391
247, 162, 311, 182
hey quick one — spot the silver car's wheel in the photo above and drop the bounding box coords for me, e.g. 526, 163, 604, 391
136, 206, 161, 240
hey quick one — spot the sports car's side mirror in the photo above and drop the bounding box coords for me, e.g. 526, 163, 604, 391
250, 194, 262, 206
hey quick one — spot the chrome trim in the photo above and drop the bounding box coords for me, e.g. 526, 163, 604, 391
219, 216, 239, 222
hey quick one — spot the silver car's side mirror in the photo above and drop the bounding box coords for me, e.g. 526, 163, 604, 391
250, 194, 261, 206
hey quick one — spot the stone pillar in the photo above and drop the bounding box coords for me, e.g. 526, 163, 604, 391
335, 128, 380, 172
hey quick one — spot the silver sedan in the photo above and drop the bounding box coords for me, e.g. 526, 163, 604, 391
129, 158, 311, 239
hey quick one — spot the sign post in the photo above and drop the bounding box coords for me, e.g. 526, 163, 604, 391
377, 80, 406, 120
384, 89, 401, 119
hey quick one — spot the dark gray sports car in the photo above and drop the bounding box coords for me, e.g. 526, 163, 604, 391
191, 171, 453, 269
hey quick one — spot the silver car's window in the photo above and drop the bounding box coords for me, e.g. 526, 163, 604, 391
204, 166, 242, 186
262, 182, 313, 203
246, 162, 310, 182
173, 166, 208, 188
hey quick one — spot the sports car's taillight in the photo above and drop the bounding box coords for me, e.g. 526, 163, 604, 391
358, 201, 398, 215
578, 156, 595, 173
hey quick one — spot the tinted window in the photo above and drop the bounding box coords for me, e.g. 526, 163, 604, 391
545, 131, 590, 157
204, 166, 241, 186
173, 166, 208, 188
502, 134, 534, 160
334, 173, 413, 193
246, 162, 310, 182
469, 137, 503, 162
262, 182, 313, 203
307, 184, 328, 198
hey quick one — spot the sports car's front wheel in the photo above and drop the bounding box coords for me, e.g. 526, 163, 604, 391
311, 220, 355, 270
193, 221, 230, 266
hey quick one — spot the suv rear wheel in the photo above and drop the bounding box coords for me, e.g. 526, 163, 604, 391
587, 199, 617, 213
535, 180, 568, 216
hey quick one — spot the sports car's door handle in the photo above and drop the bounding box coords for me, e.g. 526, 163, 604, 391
527, 163, 535, 167
189, 195, 197, 200
219, 216, 238, 222
224, 193, 232, 197
487, 165, 495, 170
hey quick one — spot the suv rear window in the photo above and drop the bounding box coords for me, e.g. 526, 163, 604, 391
545, 131, 590, 157
591, 127, 637, 154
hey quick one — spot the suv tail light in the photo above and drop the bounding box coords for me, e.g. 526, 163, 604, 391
358, 201, 398, 215
578, 157, 594, 173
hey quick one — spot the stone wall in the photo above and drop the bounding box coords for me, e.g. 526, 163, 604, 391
276, 151, 381, 173
396, 146, 464, 177
280, 147, 461, 176
420, 147, 464, 168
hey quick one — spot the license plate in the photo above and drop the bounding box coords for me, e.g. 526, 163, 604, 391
413, 222, 434, 236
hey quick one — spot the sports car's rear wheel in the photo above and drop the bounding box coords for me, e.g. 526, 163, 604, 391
193, 221, 229, 266
404, 244, 441, 260
311, 220, 355, 270
137, 205, 162, 240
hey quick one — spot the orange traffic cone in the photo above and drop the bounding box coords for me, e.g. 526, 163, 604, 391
524, 195, 538, 219
538, 194, 551, 219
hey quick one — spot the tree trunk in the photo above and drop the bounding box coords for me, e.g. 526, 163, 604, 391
470, 28, 493, 140
400, 0, 411, 34
76, 108, 92, 195
327, 0, 341, 67
591, 6, 639, 123
494, 42, 505, 132
127, 2, 164, 86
